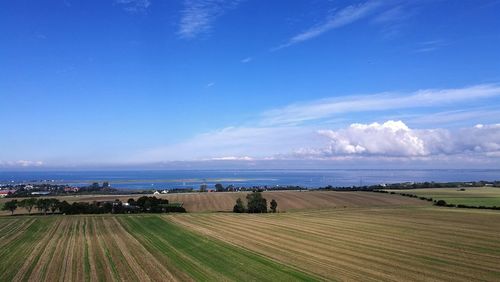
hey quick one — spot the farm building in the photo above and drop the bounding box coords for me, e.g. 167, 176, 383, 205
0, 190, 15, 198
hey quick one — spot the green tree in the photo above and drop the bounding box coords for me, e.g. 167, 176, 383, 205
36, 199, 51, 215
2, 200, 18, 215
270, 199, 278, 213
233, 198, 246, 213
19, 198, 37, 214
49, 199, 60, 214
246, 192, 267, 213
215, 183, 225, 192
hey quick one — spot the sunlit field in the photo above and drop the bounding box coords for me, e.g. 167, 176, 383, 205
2, 193, 500, 281
389, 187, 500, 207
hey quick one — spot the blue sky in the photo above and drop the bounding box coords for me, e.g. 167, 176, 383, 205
1, 0, 500, 169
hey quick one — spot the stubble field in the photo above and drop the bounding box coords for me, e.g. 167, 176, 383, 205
172, 207, 500, 281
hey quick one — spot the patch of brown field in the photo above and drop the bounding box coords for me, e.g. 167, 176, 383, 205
2, 191, 426, 214
170, 207, 500, 281
165, 191, 427, 212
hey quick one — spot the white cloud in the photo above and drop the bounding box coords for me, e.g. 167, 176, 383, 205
137, 121, 500, 164
210, 156, 253, 161
0, 160, 44, 168
135, 84, 500, 167
274, 1, 382, 50
295, 121, 500, 159
205, 82, 215, 88
115, 0, 151, 13
317, 120, 426, 156
178, 0, 240, 39
261, 84, 500, 126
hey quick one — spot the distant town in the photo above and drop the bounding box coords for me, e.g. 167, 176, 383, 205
1, 179, 499, 198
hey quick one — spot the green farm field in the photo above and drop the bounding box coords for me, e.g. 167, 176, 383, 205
389, 187, 500, 207
0, 215, 314, 281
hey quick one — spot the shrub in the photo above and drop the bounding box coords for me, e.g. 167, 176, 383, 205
233, 198, 246, 213
270, 199, 278, 213
435, 200, 447, 206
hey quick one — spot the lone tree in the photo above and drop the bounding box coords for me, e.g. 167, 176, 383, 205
233, 198, 246, 213
246, 192, 267, 213
2, 200, 18, 215
270, 199, 278, 213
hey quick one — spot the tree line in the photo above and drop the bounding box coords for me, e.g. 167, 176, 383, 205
233, 192, 278, 213
1, 196, 186, 215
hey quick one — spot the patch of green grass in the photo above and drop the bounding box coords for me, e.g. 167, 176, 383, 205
82, 221, 90, 282
389, 187, 500, 207
120, 215, 317, 281
0, 217, 55, 281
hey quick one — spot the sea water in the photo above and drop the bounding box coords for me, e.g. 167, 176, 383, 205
0, 169, 498, 190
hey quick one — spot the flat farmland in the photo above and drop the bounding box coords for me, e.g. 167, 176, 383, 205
0, 190, 427, 215
2, 192, 500, 281
0, 215, 315, 282
172, 207, 500, 281
389, 187, 500, 207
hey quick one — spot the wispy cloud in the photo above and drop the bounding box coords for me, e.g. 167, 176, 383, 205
414, 39, 447, 53
273, 1, 382, 50
205, 82, 215, 88
373, 5, 409, 23
404, 108, 500, 127
261, 84, 500, 126
240, 57, 252, 63
372, 4, 416, 38
115, 0, 151, 13
178, 0, 241, 39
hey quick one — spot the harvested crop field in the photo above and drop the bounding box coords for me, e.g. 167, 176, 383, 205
172, 207, 500, 281
0, 215, 315, 281
164, 191, 427, 212
1, 191, 427, 215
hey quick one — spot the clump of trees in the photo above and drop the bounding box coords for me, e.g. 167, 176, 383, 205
1, 196, 186, 215
232, 192, 278, 213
